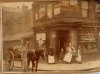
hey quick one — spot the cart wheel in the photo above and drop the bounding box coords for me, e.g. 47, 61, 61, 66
6, 58, 14, 71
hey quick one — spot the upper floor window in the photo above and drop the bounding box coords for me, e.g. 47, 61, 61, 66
54, 5, 61, 15
61, 0, 78, 6
47, 4, 53, 18
35, 13, 39, 20
39, 7, 46, 18
95, 1, 100, 17
62, 0, 70, 6
81, 1, 89, 17
70, 0, 78, 5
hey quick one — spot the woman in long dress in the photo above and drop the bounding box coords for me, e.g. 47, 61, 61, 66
63, 43, 73, 63
48, 48, 55, 64
75, 46, 82, 64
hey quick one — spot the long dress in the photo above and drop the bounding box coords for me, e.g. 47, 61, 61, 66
48, 48, 55, 64
63, 47, 73, 63
75, 49, 82, 63
48, 55, 55, 64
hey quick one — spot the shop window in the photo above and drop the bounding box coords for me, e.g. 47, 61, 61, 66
36, 33, 46, 48
79, 28, 97, 53
81, 1, 89, 17
39, 7, 46, 18
70, 0, 78, 5
47, 4, 53, 18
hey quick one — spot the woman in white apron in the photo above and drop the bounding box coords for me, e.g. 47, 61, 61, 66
75, 46, 82, 64
48, 48, 55, 64
63, 43, 73, 63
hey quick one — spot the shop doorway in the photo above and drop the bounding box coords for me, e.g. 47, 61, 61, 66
57, 30, 70, 61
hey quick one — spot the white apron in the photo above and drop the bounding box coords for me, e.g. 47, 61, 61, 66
48, 55, 55, 64
75, 50, 82, 62
63, 48, 73, 63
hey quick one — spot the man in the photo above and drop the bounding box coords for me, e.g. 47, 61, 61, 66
21, 43, 28, 71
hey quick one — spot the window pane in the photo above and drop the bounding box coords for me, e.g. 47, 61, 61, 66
61, 0, 70, 6
35, 13, 38, 20
47, 4, 53, 18
95, 2, 100, 17
54, 7, 60, 15
39, 7, 45, 18
81, 1, 88, 9
82, 10, 88, 17
70, 0, 78, 5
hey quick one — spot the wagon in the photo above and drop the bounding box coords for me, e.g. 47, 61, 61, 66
6, 47, 22, 71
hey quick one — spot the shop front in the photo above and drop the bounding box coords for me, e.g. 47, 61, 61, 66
78, 27, 99, 61
33, 27, 78, 62
33, 26, 100, 62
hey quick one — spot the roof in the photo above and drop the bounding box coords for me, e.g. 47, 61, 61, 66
3, 32, 33, 41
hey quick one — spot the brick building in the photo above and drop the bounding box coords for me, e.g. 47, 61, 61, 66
32, 0, 100, 62
2, 5, 33, 59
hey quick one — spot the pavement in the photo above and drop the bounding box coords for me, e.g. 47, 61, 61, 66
3, 60, 100, 72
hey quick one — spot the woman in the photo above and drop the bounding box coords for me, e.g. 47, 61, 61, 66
75, 46, 82, 64
63, 43, 74, 64
48, 47, 55, 64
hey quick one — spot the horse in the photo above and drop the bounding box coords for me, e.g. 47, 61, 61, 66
27, 49, 45, 72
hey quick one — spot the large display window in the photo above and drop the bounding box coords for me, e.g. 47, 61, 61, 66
79, 28, 97, 53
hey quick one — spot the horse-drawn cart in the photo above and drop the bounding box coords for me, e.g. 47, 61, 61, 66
6, 47, 22, 71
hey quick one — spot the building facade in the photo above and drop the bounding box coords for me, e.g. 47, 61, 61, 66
32, 0, 100, 62
2, 5, 33, 59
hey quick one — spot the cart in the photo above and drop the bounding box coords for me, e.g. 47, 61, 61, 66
6, 47, 22, 71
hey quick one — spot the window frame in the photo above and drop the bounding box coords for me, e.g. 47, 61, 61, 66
81, 0, 89, 18
70, 0, 78, 5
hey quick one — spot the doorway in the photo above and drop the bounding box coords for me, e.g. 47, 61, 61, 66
57, 30, 70, 61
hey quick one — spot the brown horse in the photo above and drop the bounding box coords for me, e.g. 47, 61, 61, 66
27, 49, 45, 72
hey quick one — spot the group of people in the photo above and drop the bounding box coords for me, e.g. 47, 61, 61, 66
63, 43, 82, 64
48, 43, 82, 64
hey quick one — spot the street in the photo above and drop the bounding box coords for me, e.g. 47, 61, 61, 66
3, 60, 100, 72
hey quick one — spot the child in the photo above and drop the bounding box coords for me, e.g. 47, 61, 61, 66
75, 46, 82, 64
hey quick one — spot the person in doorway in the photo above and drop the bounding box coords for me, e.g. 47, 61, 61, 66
60, 48, 65, 62
63, 43, 74, 64
48, 47, 55, 64
75, 46, 82, 64
21, 43, 28, 71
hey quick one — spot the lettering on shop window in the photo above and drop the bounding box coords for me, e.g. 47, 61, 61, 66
80, 31, 97, 53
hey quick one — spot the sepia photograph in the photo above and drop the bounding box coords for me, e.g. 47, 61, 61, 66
1, 0, 100, 73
